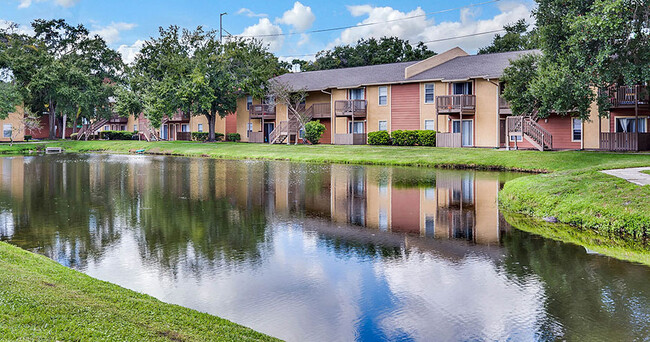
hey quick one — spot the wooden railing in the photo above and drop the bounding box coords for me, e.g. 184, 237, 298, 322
436, 133, 462, 148
77, 118, 109, 140
307, 102, 331, 119
334, 133, 367, 145
108, 115, 128, 124
602, 85, 649, 108
249, 131, 265, 143
334, 100, 367, 117
600, 132, 650, 151
167, 111, 190, 122
507, 116, 552, 151
436, 95, 476, 113
499, 96, 512, 114
176, 132, 191, 141
139, 122, 159, 142
250, 104, 277, 118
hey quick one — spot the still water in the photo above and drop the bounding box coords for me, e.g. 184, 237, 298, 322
0, 154, 648, 341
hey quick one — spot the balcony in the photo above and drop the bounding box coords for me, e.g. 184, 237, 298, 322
334, 100, 367, 118
436, 95, 476, 114
250, 104, 276, 120
108, 115, 128, 124
603, 85, 649, 109
499, 96, 512, 115
166, 111, 190, 123
308, 102, 332, 119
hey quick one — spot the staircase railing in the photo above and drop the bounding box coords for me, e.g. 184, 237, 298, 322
77, 118, 109, 140
269, 120, 288, 144
523, 117, 552, 150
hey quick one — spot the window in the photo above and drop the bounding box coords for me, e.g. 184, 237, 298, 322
349, 121, 364, 134
349, 88, 365, 100
181, 124, 189, 132
616, 117, 647, 133
424, 83, 435, 103
378, 86, 388, 106
299, 128, 305, 139
425, 215, 435, 238
198, 124, 203, 132
452, 82, 472, 95
572, 118, 582, 141
104, 125, 109, 131
133, 124, 138, 132
424, 120, 435, 130
246, 122, 253, 137
378, 120, 387, 131
3, 124, 11, 138
246, 96, 253, 110
120, 125, 126, 131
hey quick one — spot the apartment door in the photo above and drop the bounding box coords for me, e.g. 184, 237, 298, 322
162, 125, 168, 140
452, 120, 473, 147
263, 122, 275, 143
500, 119, 506, 146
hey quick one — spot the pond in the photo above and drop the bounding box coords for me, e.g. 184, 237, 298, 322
0, 154, 648, 341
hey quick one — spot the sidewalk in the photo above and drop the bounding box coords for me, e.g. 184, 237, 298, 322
601, 167, 650, 186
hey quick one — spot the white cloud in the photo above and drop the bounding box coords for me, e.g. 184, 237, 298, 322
117, 39, 144, 65
241, 18, 284, 52
237, 8, 268, 18
90, 22, 137, 45
18, 0, 80, 9
331, 2, 533, 53
277, 1, 315, 32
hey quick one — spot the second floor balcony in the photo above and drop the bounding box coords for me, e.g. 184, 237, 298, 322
108, 115, 128, 124
499, 96, 512, 115
603, 85, 649, 109
250, 104, 276, 119
436, 95, 476, 114
334, 100, 367, 118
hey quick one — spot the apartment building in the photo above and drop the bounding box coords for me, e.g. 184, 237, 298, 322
237, 47, 649, 151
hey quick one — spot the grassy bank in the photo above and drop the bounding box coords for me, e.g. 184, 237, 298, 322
2, 140, 650, 172
0, 241, 277, 341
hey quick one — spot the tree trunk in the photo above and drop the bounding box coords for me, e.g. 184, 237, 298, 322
61, 114, 67, 139
72, 115, 78, 134
48, 101, 56, 139
207, 112, 216, 142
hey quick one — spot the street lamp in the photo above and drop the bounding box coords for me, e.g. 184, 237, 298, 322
220, 12, 227, 44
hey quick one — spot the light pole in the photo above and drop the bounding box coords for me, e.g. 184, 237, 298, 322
220, 12, 227, 44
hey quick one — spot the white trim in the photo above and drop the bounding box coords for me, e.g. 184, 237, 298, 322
378, 86, 388, 106
451, 118, 474, 146
423, 83, 435, 104
571, 118, 582, 142
378, 120, 388, 131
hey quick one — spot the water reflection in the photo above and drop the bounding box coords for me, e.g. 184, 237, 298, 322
0, 155, 648, 341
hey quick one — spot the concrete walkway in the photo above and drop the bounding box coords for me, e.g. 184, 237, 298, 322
601, 167, 650, 186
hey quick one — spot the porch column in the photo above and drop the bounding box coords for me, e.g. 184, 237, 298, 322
635, 85, 639, 152
460, 111, 463, 148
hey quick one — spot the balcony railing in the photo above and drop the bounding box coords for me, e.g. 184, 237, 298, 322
602, 85, 649, 109
167, 111, 190, 122
436, 95, 476, 114
108, 115, 129, 124
334, 100, 367, 117
309, 102, 332, 119
250, 104, 277, 119
499, 96, 512, 114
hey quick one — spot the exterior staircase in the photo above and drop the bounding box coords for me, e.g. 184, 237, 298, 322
77, 118, 109, 140
506, 110, 553, 151
140, 121, 159, 142
268, 106, 310, 144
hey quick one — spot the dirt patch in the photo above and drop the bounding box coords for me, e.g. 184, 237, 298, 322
157, 330, 185, 342
43, 282, 56, 287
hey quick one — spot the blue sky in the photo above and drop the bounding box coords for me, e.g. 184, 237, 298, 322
0, 0, 535, 63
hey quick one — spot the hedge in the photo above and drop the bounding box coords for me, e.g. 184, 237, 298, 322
304, 121, 326, 144
100, 130, 135, 140
367, 131, 391, 145
227, 133, 241, 142
367, 130, 436, 146
192, 132, 224, 141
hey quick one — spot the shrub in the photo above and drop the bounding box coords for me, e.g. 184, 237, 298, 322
24, 135, 32, 142
100, 130, 134, 140
417, 130, 436, 146
226, 133, 241, 142
391, 130, 418, 146
304, 120, 326, 144
192, 132, 224, 142
367, 131, 391, 145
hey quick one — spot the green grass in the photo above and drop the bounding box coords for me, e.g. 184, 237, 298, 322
642, 170, 650, 176
0, 241, 277, 341
3, 140, 650, 172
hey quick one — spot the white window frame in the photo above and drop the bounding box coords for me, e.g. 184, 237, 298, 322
104, 125, 109, 131
378, 86, 388, 106
3, 124, 11, 138
424, 120, 435, 130
181, 124, 189, 132
424, 83, 435, 104
246, 96, 253, 110
197, 124, 204, 132
452, 81, 473, 95
349, 88, 365, 100
615, 117, 647, 133
571, 118, 582, 142
378, 120, 388, 131
349, 121, 364, 134
133, 124, 138, 132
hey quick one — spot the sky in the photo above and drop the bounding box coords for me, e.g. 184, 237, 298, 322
0, 0, 536, 64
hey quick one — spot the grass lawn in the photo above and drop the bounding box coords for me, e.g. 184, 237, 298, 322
642, 170, 650, 176
0, 241, 277, 341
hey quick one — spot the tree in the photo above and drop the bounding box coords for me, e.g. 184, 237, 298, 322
0, 81, 21, 119
296, 37, 436, 71
478, 20, 538, 54
266, 80, 310, 134
10, 114, 41, 146
502, 0, 650, 120
132, 26, 280, 141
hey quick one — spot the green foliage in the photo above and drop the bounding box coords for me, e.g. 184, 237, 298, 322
304, 120, 325, 144
100, 130, 135, 140
502, 54, 542, 116
367, 131, 392, 145
226, 133, 241, 142
478, 19, 538, 54
293, 37, 436, 71
416, 130, 436, 146
192, 132, 222, 142
24, 135, 32, 141
0, 81, 21, 120
391, 130, 419, 146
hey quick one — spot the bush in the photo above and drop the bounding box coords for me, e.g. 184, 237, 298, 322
304, 120, 326, 144
417, 130, 436, 146
192, 132, 224, 142
391, 130, 418, 146
226, 133, 241, 142
24, 135, 32, 142
367, 131, 391, 145
100, 130, 134, 140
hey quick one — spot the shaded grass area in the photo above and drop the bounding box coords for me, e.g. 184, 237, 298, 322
642, 170, 650, 176
0, 242, 277, 342
499, 170, 650, 240
2, 140, 650, 172
502, 213, 650, 266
